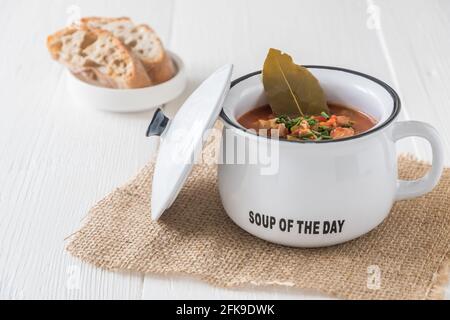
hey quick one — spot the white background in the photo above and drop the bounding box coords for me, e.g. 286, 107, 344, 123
0, 0, 449, 299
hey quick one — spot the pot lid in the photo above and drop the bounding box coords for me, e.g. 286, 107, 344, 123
147, 64, 233, 220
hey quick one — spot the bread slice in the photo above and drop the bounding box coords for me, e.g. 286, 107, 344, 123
79, 17, 176, 84
47, 26, 152, 88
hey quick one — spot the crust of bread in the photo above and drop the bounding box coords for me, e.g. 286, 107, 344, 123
78, 16, 131, 24
78, 17, 176, 84
145, 49, 177, 84
133, 24, 176, 84
47, 27, 76, 61
47, 26, 151, 89
78, 16, 132, 28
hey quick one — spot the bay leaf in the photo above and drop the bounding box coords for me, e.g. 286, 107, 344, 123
262, 48, 329, 117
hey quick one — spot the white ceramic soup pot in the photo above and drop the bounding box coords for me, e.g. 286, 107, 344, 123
219, 67, 444, 247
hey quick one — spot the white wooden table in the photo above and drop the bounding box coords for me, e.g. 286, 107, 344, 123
0, 0, 449, 299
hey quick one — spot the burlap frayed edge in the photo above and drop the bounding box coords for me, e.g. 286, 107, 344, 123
398, 154, 448, 299
426, 253, 450, 300
66, 242, 450, 300
65, 175, 343, 299
65, 154, 449, 300
64, 247, 349, 299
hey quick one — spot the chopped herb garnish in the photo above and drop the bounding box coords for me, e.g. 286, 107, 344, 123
300, 132, 314, 138
269, 110, 356, 141
276, 115, 303, 130
321, 111, 330, 119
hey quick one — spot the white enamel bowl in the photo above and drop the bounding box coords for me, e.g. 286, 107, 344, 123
66, 51, 187, 113
218, 67, 444, 247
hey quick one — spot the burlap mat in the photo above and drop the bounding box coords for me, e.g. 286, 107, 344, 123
67, 147, 450, 299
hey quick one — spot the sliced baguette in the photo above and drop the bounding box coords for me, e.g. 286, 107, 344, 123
79, 17, 176, 84
47, 26, 152, 88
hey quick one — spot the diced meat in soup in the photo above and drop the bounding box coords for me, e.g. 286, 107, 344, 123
238, 103, 377, 141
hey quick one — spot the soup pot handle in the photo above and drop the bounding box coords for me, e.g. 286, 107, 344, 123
393, 121, 445, 201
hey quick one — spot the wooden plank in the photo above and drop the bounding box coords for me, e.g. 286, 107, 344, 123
143, 0, 420, 299
0, 0, 173, 299
372, 0, 450, 298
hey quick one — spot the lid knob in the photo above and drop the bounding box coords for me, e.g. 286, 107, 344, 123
146, 108, 170, 137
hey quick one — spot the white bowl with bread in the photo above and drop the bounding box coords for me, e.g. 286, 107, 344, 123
47, 17, 187, 112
